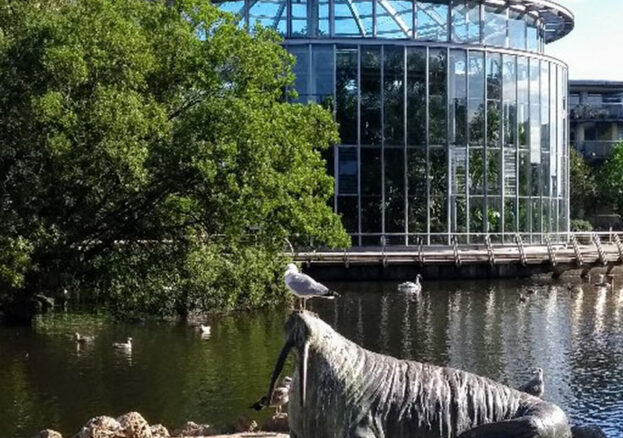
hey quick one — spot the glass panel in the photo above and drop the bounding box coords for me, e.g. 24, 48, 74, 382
452, 196, 467, 236
291, 0, 308, 36
415, 1, 449, 42
487, 53, 502, 147
334, 0, 373, 37
336, 46, 358, 145
541, 61, 549, 153
468, 51, 485, 147
529, 58, 540, 164
376, 0, 413, 39
519, 150, 529, 196
407, 47, 427, 146
470, 197, 485, 234
469, 148, 484, 195
361, 148, 382, 233
407, 148, 427, 233
338, 196, 359, 233
249, 0, 288, 35
542, 152, 550, 198
508, 9, 526, 50
312, 45, 335, 105
451, 0, 480, 44
504, 149, 516, 196
450, 50, 467, 146
504, 197, 516, 233
487, 148, 500, 194
532, 198, 541, 238
429, 48, 447, 146
384, 46, 405, 146
550, 63, 557, 197
527, 16, 539, 52
289, 45, 310, 102
488, 197, 502, 234
451, 146, 466, 195
361, 46, 382, 145
503, 55, 517, 148
517, 57, 529, 149
518, 198, 529, 232
483, 5, 507, 47
385, 148, 405, 233
338, 147, 358, 194
430, 148, 447, 233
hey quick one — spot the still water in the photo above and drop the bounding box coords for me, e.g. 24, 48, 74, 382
1, 278, 622, 437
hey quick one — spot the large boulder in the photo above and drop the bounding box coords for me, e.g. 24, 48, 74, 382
73, 416, 121, 438
116, 412, 151, 438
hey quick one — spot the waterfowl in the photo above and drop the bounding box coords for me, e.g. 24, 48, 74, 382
75, 332, 95, 344
285, 263, 339, 311
518, 367, 544, 398
398, 274, 422, 294
200, 324, 211, 336
113, 337, 132, 350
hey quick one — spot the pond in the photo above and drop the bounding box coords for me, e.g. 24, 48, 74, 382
1, 278, 622, 437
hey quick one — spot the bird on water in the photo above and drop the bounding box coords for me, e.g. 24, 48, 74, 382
398, 274, 423, 294
200, 324, 211, 336
113, 337, 133, 351
284, 263, 339, 311
74, 332, 95, 344
517, 367, 544, 398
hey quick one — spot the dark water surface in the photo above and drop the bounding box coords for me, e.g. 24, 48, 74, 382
1, 278, 622, 437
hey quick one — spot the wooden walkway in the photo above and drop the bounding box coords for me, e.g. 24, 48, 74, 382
293, 233, 623, 275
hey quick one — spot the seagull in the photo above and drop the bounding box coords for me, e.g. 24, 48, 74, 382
113, 337, 132, 351
284, 263, 339, 311
75, 332, 95, 344
517, 367, 544, 398
251, 376, 292, 414
398, 274, 422, 294
200, 324, 211, 336
518, 293, 528, 303
526, 288, 537, 296
594, 273, 612, 288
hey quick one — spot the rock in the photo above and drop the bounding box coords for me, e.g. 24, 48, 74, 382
233, 416, 258, 433
262, 413, 289, 432
149, 424, 169, 437
116, 412, 151, 438
73, 416, 121, 438
170, 421, 215, 437
572, 425, 608, 438
33, 430, 63, 438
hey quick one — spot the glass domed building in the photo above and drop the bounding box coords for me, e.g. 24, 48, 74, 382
215, 0, 574, 246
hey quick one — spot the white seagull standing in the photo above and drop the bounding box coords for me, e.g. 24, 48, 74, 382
517, 367, 545, 398
284, 263, 339, 311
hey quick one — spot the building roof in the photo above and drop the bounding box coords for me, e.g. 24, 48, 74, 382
569, 80, 623, 92
501, 0, 574, 43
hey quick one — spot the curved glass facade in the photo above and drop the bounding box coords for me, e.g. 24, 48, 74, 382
215, 0, 571, 246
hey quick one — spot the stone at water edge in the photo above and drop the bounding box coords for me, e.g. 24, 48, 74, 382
32, 430, 62, 438
150, 424, 170, 437
73, 415, 121, 438
233, 416, 258, 433
262, 413, 289, 432
170, 421, 216, 437
116, 412, 152, 438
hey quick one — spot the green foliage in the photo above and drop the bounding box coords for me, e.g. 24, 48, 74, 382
570, 219, 593, 232
0, 0, 348, 323
598, 141, 623, 217
569, 148, 597, 220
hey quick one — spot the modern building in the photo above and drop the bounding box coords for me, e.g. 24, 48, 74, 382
570, 80, 623, 163
214, 0, 574, 246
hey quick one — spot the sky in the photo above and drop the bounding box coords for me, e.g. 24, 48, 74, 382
547, 0, 623, 80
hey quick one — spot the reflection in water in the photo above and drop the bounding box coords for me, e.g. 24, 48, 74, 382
0, 278, 622, 438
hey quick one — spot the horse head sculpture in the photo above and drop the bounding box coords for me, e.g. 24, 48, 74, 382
259, 310, 573, 438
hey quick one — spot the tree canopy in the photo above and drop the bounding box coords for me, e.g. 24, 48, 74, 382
0, 0, 348, 323
599, 141, 623, 217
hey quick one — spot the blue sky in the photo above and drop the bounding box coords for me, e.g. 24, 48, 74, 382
547, 0, 623, 80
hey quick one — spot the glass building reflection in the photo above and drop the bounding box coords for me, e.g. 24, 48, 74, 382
214, 0, 574, 246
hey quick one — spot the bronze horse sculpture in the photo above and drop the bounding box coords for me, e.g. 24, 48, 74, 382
256, 311, 572, 438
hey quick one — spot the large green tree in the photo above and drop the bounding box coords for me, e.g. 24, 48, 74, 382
0, 0, 348, 323
569, 148, 597, 220
599, 141, 623, 217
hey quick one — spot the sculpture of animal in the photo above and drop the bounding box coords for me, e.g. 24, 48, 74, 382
256, 311, 572, 438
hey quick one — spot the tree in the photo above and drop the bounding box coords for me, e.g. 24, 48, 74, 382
598, 141, 623, 217
569, 148, 597, 220
0, 0, 349, 323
